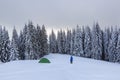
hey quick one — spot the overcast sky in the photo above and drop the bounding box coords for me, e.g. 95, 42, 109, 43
0, 0, 120, 37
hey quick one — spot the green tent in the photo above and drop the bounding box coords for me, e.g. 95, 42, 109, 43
39, 58, 51, 63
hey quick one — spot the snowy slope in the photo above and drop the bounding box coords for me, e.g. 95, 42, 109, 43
0, 53, 120, 80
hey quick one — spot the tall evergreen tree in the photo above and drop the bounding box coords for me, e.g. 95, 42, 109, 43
25, 21, 35, 59
65, 29, 71, 54
57, 30, 66, 54
70, 29, 76, 55
74, 25, 84, 56
91, 23, 103, 60
108, 27, 118, 62
40, 25, 48, 56
18, 31, 25, 60
22, 24, 28, 59
61, 30, 66, 54
84, 26, 92, 58
35, 24, 43, 58
1, 27, 10, 62
103, 28, 110, 61
10, 27, 19, 60
57, 31, 62, 53
49, 30, 57, 53
82, 26, 85, 56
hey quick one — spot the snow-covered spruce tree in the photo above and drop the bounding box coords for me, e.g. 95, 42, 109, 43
65, 29, 71, 54
57, 31, 62, 53
103, 28, 110, 61
21, 24, 28, 60
116, 29, 120, 62
74, 25, 84, 56
91, 23, 103, 60
108, 27, 118, 62
36, 25, 48, 59
35, 25, 42, 58
0, 27, 10, 62
82, 26, 85, 57
61, 30, 66, 54
84, 26, 92, 58
25, 21, 36, 59
49, 29, 57, 53
25, 22, 32, 59
31, 26, 38, 59
57, 30, 66, 54
40, 25, 48, 56
70, 29, 76, 55
10, 27, 19, 60
18, 31, 25, 60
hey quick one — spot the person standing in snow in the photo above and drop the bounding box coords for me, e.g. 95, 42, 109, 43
70, 56, 73, 64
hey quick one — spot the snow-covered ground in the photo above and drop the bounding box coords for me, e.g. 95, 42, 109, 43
0, 53, 120, 80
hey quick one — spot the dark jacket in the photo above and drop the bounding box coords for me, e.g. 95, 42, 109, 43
70, 56, 73, 63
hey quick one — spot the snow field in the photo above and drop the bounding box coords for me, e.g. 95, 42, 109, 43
0, 54, 120, 80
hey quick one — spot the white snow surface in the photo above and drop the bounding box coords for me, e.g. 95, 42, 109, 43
0, 53, 120, 80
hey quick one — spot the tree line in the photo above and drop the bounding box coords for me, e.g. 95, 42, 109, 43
0, 21, 48, 63
0, 22, 120, 63
49, 23, 120, 63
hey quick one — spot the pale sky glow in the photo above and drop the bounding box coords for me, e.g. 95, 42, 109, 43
0, 0, 120, 37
